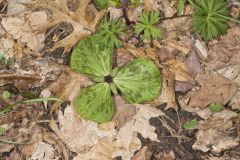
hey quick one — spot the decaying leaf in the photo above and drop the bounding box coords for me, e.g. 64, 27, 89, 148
151, 68, 177, 109
29, 142, 58, 160
179, 74, 238, 109
1, 11, 47, 57
163, 59, 195, 84
46, 69, 92, 112
193, 110, 239, 153
117, 104, 165, 148
131, 146, 151, 160
50, 103, 164, 159
113, 95, 136, 129
21, 0, 105, 53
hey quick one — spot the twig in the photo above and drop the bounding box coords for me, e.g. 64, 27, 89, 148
160, 14, 193, 21
0, 74, 42, 80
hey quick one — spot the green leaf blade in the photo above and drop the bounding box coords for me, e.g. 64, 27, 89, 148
208, 102, 223, 112
114, 58, 161, 103
183, 119, 198, 129
74, 83, 114, 123
70, 37, 112, 77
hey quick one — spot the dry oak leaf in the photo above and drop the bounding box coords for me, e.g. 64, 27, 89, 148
193, 110, 239, 153
23, 0, 105, 53
180, 74, 238, 109
1, 11, 47, 53
117, 104, 164, 148
163, 59, 195, 84
50, 105, 141, 160
131, 146, 151, 160
206, 26, 240, 69
29, 142, 59, 160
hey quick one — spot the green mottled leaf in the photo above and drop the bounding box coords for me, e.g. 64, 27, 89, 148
74, 83, 114, 123
183, 119, 198, 129
113, 58, 161, 103
208, 102, 223, 112
70, 37, 112, 77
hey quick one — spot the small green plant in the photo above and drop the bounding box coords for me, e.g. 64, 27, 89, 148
177, 0, 240, 41
208, 102, 223, 112
94, 18, 126, 49
71, 36, 161, 123
93, 0, 108, 9
177, 0, 186, 15
189, 0, 230, 41
183, 118, 198, 129
134, 11, 162, 41
2, 91, 11, 99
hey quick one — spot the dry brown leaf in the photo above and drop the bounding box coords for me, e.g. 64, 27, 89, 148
21, 0, 105, 53
151, 68, 177, 110
50, 105, 140, 160
1, 11, 47, 53
143, 0, 161, 12
208, 27, 240, 63
154, 150, 175, 160
22, 126, 43, 158
117, 104, 164, 148
125, 46, 160, 66
113, 96, 136, 129
179, 74, 238, 109
131, 146, 150, 160
162, 40, 190, 55
116, 48, 134, 67
183, 51, 202, 77
29, 142, 59, 160
193, 110, 239, 153
163, 59, 195, 83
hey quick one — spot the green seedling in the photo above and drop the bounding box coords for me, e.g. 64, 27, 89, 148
2, 91, 11, 99
183, 118, 198, 129
177, 0, 240, 41
93, 17, 126, 49
208, 102, 223, 112
71, 36, 161, 123
134, 11, 163, 41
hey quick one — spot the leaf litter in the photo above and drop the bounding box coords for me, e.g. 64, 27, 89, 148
0, 0, 240, 159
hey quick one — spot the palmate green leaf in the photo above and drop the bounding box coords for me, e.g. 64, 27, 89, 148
94, 18, 126, 49
190, 0, 230, 41
70, 37, 112, 77
133, 11, 162, 40
113, 58, 161, 103
74, 83, 114, 123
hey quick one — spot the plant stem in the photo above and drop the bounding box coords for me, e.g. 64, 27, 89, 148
160, 14, 193, 21
0, 138, 26, 144
214, 13, 240, 23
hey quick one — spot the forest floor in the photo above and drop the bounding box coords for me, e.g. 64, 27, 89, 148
0, 0, 240, 160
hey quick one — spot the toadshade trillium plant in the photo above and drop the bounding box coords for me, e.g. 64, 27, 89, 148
70, 37, 161, 123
